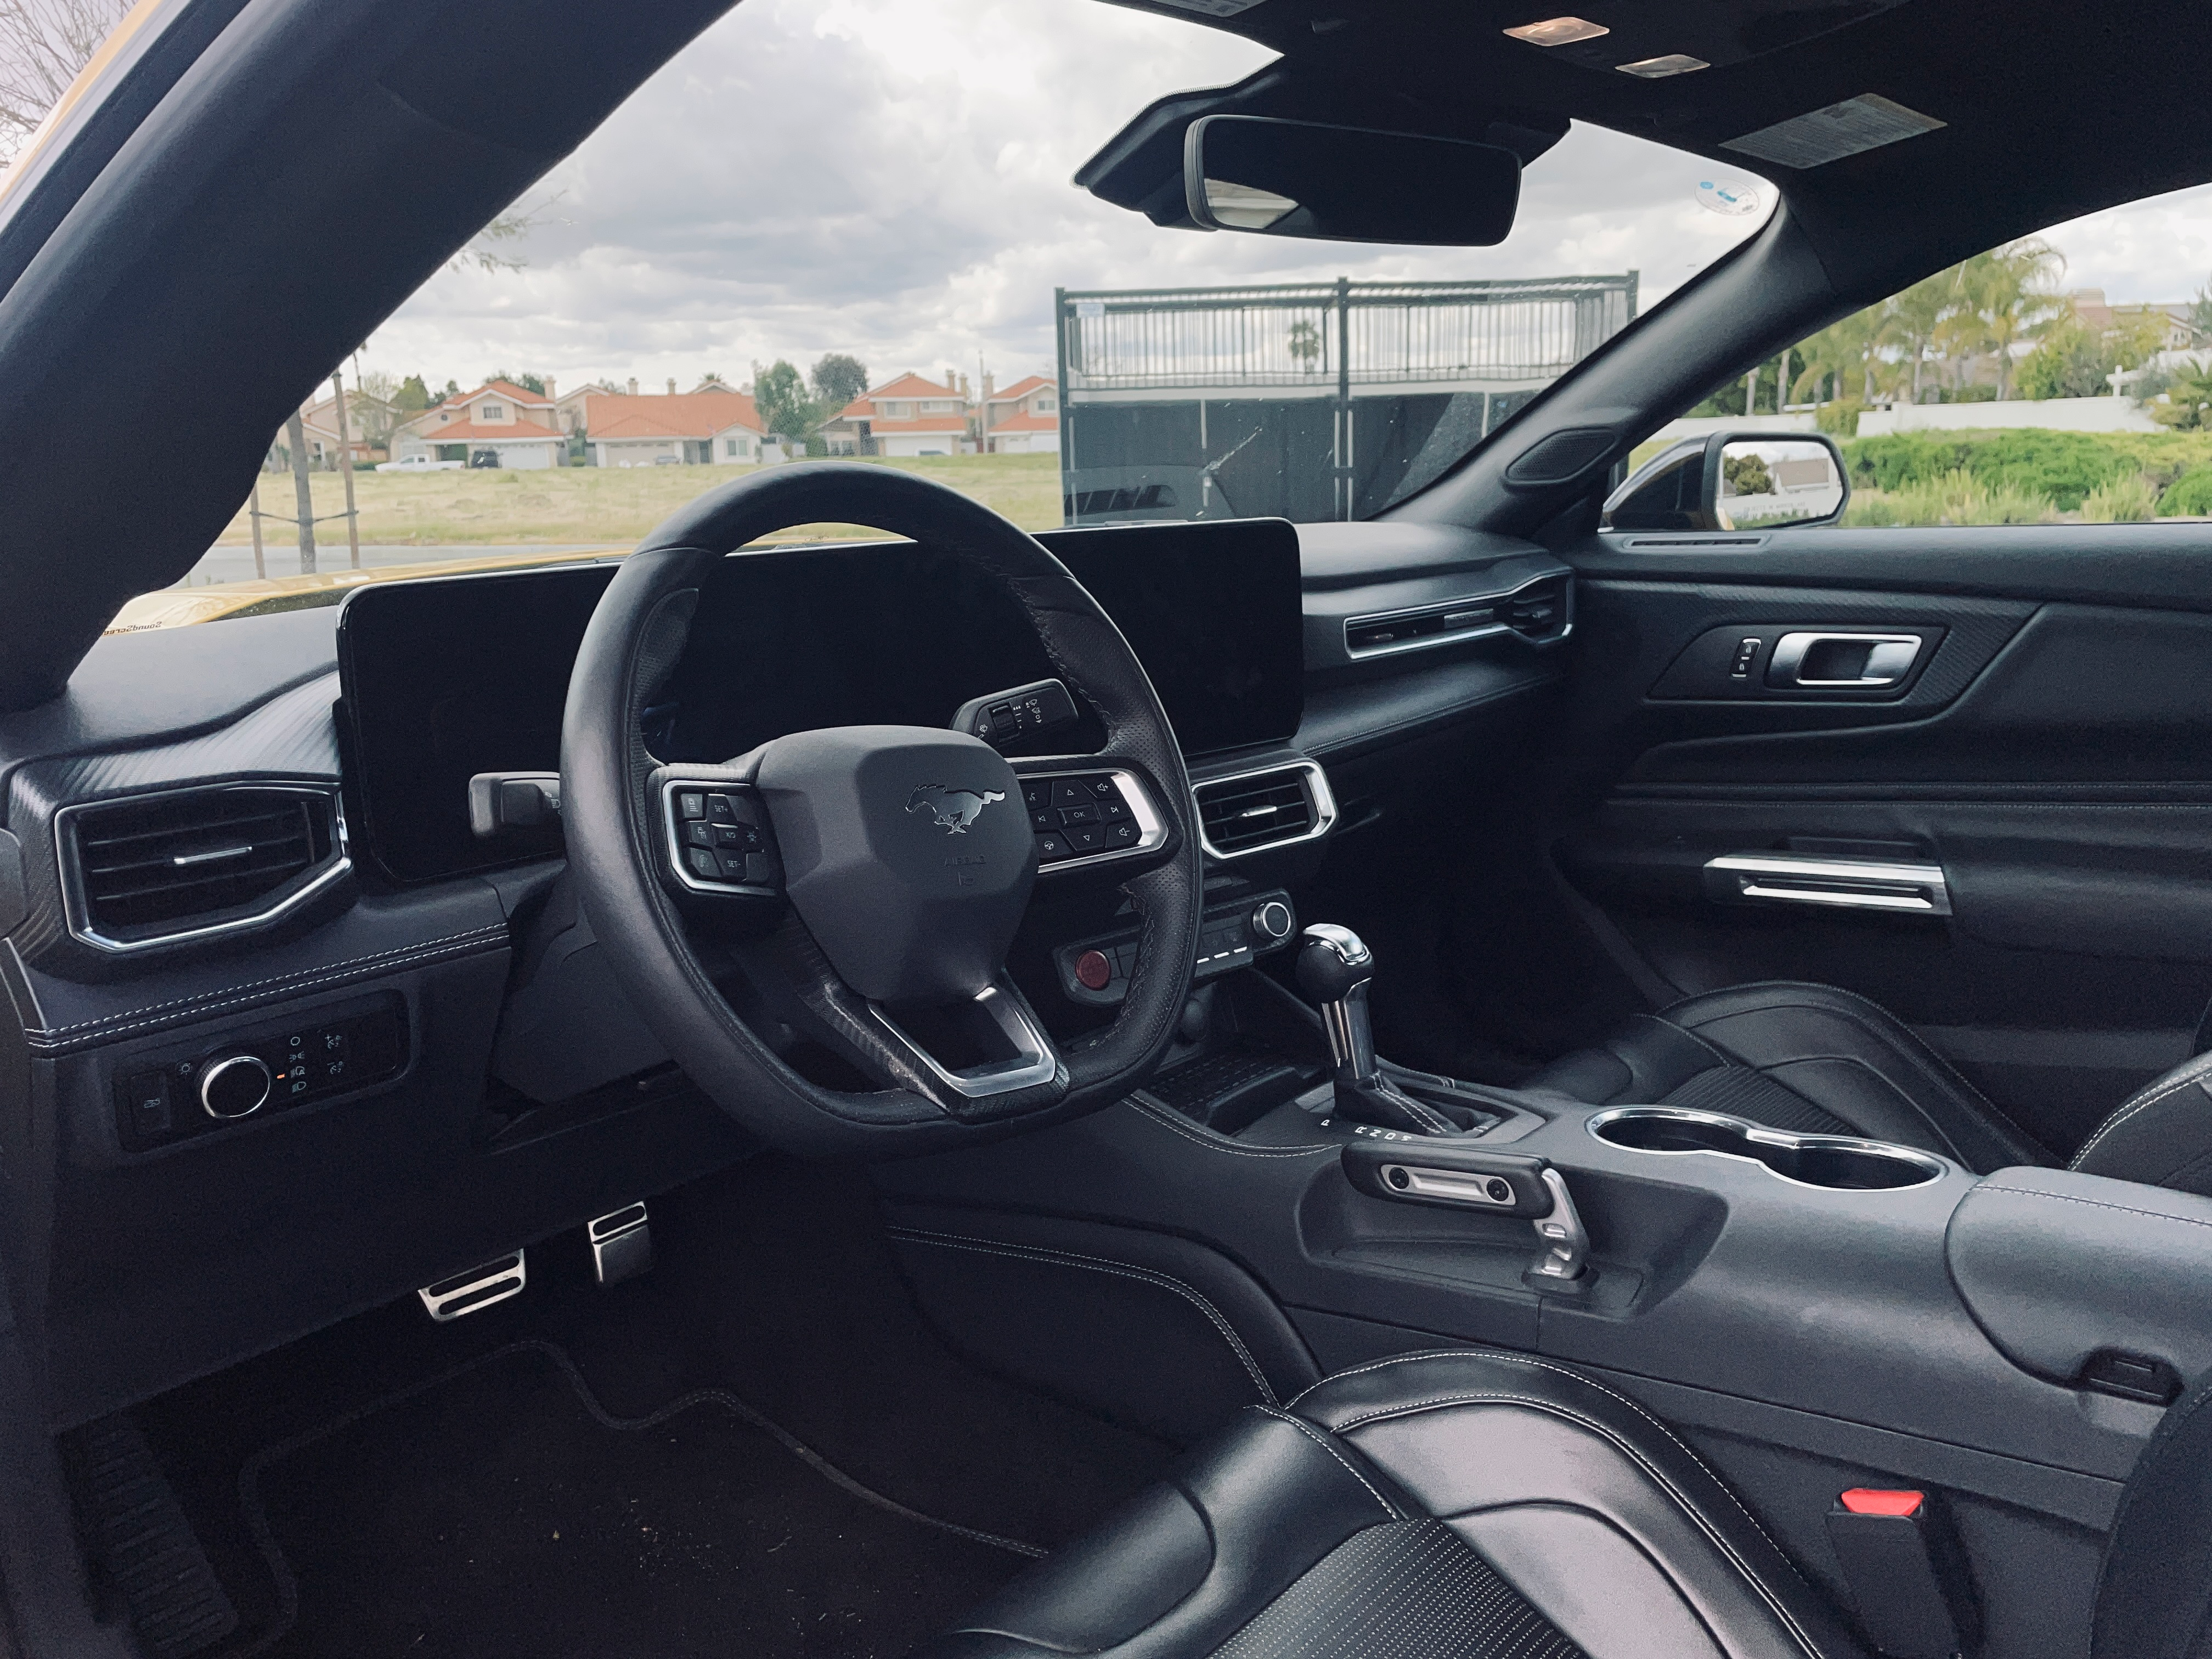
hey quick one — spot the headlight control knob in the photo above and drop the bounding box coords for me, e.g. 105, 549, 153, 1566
1251, 900, 1294, 942
200, 1054, 272, 1120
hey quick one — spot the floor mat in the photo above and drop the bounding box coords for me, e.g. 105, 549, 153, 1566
237, 1341, 1030, 1659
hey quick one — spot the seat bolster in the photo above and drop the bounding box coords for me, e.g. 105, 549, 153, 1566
1524, 1013, 1725, 1105
1294, 1350, 1867, 1659
911, 1408, 1402, 1659
2070, 1050, 2212, 1195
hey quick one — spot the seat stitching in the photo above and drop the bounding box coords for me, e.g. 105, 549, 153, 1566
1329, 1391, 1829, 1659
1284, 1348, 1792, 1566
1250, 1406, 1402, 1521
1962, 1183, 2212, 1235
884, 1227, 1278, 1404
2069, 1064, 2212, 1170
1127, 1097, 1337, 1159
1668, 981, 2042, 1155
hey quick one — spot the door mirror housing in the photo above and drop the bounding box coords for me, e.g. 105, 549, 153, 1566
1604, 431, 1850, 533
1183, 115, 1520, 246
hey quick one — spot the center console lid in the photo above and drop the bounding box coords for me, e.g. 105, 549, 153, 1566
1948, 1167, 2212, 1400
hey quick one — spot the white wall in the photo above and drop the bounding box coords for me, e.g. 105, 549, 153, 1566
596, 439, 680, 466
994, 431, 1060, 454
878, 432, 957, 457
492, 442, 557, 470
1855, 396, 2162, 436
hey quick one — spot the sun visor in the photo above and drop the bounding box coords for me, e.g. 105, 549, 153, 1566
1074, 60, 1566, 230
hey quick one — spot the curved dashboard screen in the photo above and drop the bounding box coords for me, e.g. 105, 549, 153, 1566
337, 517, 1304, 883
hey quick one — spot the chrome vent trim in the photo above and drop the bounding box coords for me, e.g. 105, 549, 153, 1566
1342, 571, 1572, 661
58, 782, 351, 955
1194, 760, 1338, 860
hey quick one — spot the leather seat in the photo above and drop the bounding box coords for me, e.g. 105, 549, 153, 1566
922, 1347, 2212, 1659
1525, 979, 2212, 1193
916, 1349, 1868, 1659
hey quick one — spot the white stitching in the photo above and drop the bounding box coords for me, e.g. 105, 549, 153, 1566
23, 925, 510, 1048
2069, 1061, 2212, 1170
1251, 1405, 1401, 1521
1127, 1097, 1338, 1159
1329, 1389, 1829, 1659
885, 1227, 1280, 1406
1963, 1182, 2212, 1235
1285, 1348, 1795, 1569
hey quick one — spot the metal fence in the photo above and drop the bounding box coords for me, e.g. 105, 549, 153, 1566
1056, 274, 1638, 522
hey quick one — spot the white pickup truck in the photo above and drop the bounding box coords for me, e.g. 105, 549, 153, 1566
375, 452, 465, 472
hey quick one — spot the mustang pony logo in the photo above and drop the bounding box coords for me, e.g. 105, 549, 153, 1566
905, 783, 1007, 834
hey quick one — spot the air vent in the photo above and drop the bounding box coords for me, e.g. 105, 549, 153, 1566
1617, 534, 1768, 549
64, 785, 346, 950
1194, 762, 1338, 859
1344, 573, 1572, 659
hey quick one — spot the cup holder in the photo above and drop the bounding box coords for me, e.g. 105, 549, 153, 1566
1587, 1107, 1945, 1191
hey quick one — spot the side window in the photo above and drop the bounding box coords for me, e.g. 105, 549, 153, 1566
1638, 189, 2212, 529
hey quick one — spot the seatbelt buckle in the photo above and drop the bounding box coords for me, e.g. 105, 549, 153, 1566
1825, 1488, 1980, 1658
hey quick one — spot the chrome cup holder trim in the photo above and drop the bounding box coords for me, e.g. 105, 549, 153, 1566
1584, 1105, 1949, 1192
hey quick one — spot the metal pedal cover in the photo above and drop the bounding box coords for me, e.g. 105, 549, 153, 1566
588, 1203, 652, 1286
417, 1250, 526, 1321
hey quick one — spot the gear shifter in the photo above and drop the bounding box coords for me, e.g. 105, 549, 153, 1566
1296, 924, 1471, 1136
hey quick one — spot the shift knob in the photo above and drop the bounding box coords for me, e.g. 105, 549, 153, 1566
1296, 923, 1373, 1006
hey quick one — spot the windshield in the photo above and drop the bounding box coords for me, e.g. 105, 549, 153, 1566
76, 0, 1779, 627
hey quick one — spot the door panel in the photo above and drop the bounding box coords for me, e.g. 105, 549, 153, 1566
1542, 533, 2212, 1158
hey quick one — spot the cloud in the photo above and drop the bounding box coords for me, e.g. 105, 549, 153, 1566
374, 0, 2212, 395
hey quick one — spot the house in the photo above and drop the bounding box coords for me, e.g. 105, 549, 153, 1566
819, 371, 969, 457
2068, 290, 2207, 351
291, 386, 388, 467
978, 373, 1059, 455
575, 381, 769, 467
393, 379, 566, 469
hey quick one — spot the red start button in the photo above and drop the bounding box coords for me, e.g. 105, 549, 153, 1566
1075, 950, 1113, 991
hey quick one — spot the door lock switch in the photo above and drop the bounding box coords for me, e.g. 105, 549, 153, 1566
1729, 636, 1761, 678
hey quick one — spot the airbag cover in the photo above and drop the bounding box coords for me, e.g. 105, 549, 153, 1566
755, 726, 1032, 1005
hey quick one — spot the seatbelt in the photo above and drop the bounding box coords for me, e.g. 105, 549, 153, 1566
1825, 1488, 1981, 1658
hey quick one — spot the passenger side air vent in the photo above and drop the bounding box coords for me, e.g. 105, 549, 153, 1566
1497, 575, 1570, 642
1194, 762, 1338, 859
64, 785, 346, 950
1344, 573, 1572, 659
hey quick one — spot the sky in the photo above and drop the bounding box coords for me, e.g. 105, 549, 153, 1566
350, 0, 2212, 399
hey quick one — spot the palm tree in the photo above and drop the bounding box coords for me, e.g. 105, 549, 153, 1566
1887, 268, 1963, 403
1961, 239, 2065, 399
1790, 306, 1884, 406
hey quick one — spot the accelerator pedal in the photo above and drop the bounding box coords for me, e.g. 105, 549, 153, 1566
67, 1417, 238, 1658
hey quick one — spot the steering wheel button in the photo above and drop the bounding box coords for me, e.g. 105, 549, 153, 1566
1037, 832, 1069, 860
1069, 825, 1104, 850
1031, 809, 1056, 832
743, 853, 774, 885
1075, 949, 1113, 991
706, 794, 740, 824
1089, 778, 1119, 798
1059, 803, 1100, 826
1022, 782, 1049, 810
1050, 781, 1087, 808
1101, 800, 1131, 822
676, 791, 707, 820
1108, 821, 1138, 846
684, 821, 715, 848
686, 847, 722, 881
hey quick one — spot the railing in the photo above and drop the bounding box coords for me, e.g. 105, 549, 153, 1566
1058, 275, 1638, 394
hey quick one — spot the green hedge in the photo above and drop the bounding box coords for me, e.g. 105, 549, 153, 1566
1838, 429, 2212, 512
2162, 466, 2212, 517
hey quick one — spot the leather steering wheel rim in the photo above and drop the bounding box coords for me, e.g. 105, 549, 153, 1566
561, 462, 1204, 1158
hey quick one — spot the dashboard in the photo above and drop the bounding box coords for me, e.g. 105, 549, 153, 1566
0, 513, 1571, 1426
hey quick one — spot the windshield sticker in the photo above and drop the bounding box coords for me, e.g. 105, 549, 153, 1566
1722, 93, 1944, 170
1695, 179, 1761, 216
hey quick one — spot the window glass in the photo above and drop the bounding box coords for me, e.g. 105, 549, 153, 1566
1633, 184, 2212, 529
92, 0, 1776, 619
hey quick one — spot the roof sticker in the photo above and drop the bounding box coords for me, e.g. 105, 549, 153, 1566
1722, 93, 1944, 170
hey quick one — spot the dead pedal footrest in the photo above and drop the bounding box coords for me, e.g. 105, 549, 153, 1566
66, 1417, 239, 1658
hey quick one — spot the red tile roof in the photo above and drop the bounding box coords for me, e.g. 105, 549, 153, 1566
410, 420, 564, 442
983, 375, 1052, 405
988, 409, 1059, 433
864, 414, 969, 435
583, 388, 763, 440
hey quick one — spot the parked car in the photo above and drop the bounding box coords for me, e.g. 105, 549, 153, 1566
374, 452, 462, 472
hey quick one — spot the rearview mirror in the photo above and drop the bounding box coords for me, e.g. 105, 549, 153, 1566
1184, 115, 1520, 246
1603, 432, 1849, 533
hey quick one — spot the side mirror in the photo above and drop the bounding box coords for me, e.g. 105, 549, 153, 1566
1603, 431, 1849, 533
1183, 115, 1520, 246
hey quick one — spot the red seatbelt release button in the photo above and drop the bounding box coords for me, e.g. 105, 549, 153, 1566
1839, 1488, 1925, 1518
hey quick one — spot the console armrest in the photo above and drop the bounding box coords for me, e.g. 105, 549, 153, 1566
1948, 1169, 2212, 1393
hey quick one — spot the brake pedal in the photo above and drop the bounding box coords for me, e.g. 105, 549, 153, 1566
588, 1203, 653, 1286
417, 1250, 527, 1321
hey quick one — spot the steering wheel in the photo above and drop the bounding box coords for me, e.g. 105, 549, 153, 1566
561, 463, 1204, 1156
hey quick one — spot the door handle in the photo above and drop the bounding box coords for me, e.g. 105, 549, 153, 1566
1768, 631, 1925, 689
1703, 853, 1951, 915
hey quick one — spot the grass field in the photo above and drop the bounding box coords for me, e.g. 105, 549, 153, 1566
218, 453, 1066, 547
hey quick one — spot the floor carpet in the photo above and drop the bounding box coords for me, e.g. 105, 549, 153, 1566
238, 1341, 1028, 1659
